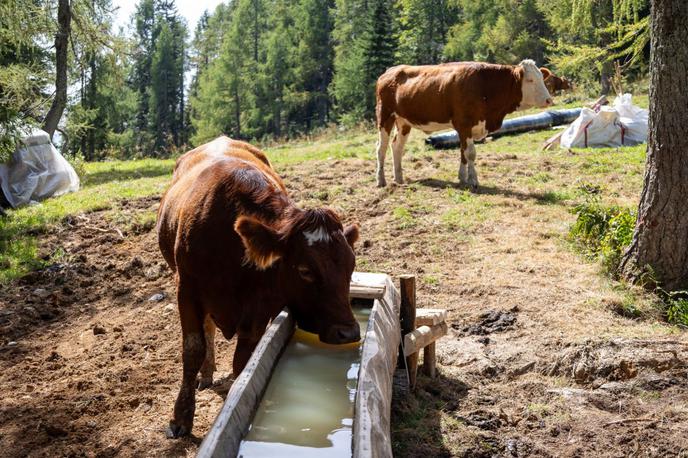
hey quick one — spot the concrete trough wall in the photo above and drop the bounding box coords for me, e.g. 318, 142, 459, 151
196, 272, 401, 458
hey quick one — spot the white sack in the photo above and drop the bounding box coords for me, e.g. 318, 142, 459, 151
560, 94, 648, 148
0, 129, 80, 208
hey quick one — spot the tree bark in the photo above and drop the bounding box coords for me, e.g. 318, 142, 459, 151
43, 0, 71, 139
620, 0, 688, 291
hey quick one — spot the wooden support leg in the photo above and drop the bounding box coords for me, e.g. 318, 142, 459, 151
422, 341, 436, 378
408, 352, 419, 389
399, 275, 417, 389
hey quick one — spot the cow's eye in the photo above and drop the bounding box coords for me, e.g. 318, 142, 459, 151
297, 265, 315, 282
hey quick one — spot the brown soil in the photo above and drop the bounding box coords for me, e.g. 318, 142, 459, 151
1, 148, 687, 457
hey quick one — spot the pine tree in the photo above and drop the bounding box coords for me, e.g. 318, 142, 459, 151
291, 0, 335, 129
396, 0, 457, 64
331, 0, 397, 121
149, 22, 177, 150
132, 0, 156, 144
362, 0, 397, 117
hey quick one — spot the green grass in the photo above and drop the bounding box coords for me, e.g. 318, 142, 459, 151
0, 160, 175, 282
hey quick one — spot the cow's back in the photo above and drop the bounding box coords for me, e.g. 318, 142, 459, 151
157, 137, 286, 276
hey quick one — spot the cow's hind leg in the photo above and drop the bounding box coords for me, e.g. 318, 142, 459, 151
198, 315, 216, 390
465, 138, 479, 190
167, 282, 206, 438
392, 123, 411, 185
375, 117, 395, 187
458, 137, 468, 185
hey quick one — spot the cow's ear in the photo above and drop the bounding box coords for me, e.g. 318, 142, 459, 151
343, 223, 360, 249
540, 67, 552, 79
235, 216, 284, 269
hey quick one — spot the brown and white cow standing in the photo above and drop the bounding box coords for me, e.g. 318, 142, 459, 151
157, 136, 361, 438
374, 59, 553, 189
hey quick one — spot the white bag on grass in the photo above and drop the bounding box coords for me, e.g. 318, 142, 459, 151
560, 94, 648, 148
0, 129, 80, 208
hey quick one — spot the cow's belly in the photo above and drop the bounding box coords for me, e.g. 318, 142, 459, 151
396, 116, 453, 134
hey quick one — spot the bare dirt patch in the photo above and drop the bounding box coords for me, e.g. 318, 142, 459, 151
1, 142, 687, 457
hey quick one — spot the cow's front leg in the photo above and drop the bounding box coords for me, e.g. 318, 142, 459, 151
392, 124, 410, 184
198, 315, 216, 390
465, 138, 479, 190
375, 128, 391, 187
232, 334, 261, 375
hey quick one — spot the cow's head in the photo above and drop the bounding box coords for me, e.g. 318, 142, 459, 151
540, 67, 573, 95
516, 60, 553, 109
235, 208, 361, 345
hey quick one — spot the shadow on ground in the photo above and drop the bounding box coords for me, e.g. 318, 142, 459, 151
392, 371, 469, 457
83, 163, 172, 187
414, 178, 570, 205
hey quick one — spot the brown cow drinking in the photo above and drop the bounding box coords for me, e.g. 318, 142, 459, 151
157, 136, 361, 438
374, 59, 553, 190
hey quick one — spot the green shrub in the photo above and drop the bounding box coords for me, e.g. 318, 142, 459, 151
569, 192, 635, 275
661, 291, 688, 327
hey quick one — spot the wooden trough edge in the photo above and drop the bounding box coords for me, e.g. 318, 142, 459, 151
197, 310, 294, 458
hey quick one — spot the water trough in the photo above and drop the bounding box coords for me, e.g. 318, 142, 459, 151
197, 272, 402, 458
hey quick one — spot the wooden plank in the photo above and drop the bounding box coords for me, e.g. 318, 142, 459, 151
196, 310, 294, 458
399, 275, 417, 388
422, 342, 436, 378
415, 308, 447, 327
403, 322, 448, 357
350, 271, 387, 299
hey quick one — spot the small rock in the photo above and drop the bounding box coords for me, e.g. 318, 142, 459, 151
163, 303, 176, 314
86, 420, 97, 428
148, 292, 166, 302
7, 341, 18, 347
477, 336, 490, 345
32, 288, 51, 299
93, 324, 106, 335
126, 256, 144, 270
509, 361, 536, 377
46, 351, 61, 362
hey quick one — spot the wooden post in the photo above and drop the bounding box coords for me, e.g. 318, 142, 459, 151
399, 275, 417, 389
422, 342, 436, 378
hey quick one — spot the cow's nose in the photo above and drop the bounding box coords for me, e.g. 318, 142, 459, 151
545, 98, 553, 106
336, 324, 361, 343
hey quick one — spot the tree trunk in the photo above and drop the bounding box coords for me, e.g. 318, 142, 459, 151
43, 0, 71, 139
620, 0, 688, 291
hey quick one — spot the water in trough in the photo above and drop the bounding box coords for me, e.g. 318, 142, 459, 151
237, 306, 371, 457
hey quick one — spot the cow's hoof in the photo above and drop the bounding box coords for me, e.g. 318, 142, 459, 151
198, 376, 213, 391
166, 422, 190, 439
394, 178, 404, 185
376, 179, 387, 187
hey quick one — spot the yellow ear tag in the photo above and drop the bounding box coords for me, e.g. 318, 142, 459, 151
293, 328, 362, 350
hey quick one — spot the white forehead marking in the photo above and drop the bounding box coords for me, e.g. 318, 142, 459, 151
303, 226, 332, 246
519, 59, 539, 76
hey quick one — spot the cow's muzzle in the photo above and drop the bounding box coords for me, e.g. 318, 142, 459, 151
321, 322, 361, 345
